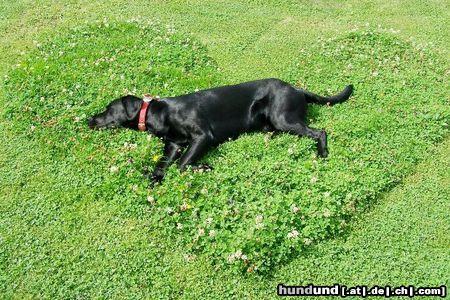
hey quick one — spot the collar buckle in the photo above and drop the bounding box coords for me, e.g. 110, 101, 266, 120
143, 93, 153, 103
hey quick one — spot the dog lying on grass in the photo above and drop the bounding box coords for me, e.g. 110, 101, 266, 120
88, 78, 353, 184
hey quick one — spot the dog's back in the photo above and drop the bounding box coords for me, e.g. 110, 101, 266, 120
163, 79, 281, 141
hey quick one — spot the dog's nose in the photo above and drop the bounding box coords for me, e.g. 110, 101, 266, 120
88, 117, 96, 128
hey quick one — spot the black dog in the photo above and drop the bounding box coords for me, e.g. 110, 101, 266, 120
88, 78, 353, 184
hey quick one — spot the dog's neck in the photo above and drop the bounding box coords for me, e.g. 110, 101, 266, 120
139, 99, 169, 138
137, 94, 158, 131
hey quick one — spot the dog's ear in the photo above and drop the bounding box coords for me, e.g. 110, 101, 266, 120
121, 95, 141, 121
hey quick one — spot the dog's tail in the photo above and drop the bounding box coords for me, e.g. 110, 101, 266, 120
302, 84, 354, 106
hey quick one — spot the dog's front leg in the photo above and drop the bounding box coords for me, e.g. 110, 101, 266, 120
149, 141, 183, 185
178, 136, 212, 171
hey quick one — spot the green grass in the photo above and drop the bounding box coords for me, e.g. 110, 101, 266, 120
0, 0, 449, 298
163, 138, 450, 299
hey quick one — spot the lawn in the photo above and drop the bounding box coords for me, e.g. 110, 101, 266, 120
0, 0, 449, 298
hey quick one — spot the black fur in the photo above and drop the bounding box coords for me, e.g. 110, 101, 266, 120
88, 78, 353, 184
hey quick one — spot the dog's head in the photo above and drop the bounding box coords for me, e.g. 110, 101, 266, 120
88, 95, 142, 130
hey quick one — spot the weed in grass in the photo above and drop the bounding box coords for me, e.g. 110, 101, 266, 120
4, 20, 449, 275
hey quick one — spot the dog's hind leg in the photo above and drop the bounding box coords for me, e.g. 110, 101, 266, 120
273, 119, 328, 158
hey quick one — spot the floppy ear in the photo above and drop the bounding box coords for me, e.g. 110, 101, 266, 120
121, 95, 142, 121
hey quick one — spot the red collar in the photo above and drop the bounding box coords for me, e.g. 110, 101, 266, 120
138, 94, 156, 131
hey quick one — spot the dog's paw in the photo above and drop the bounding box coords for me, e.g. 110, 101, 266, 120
148, 177, 162, 188
147, 170, 164, 188
142, 166, 151, 178
319, 149, 329, 158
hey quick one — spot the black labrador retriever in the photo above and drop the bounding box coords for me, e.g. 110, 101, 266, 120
88, 78, 353, 184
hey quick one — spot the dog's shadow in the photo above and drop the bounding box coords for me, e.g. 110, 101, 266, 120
305, 104, 322, 124
198, 104, 323, 164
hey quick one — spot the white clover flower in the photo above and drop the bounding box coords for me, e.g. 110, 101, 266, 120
200, 188, 208, 195
227, 253, 236, 263
110, 165, 119, 173
205, 217, 213, 225
324, 191, 331, 198
287, 229, 299, 239
209, 230, 216, 237
235, 249, 242, 258
241, 254, 247, 261
255, 215, 263, 223
176, 223, 183, 230
288, 147, 294, 155
180, 203, 188, 211
304, 238, 312, 245
292, 205, 300, 214
310, 176, 318, 184
255, 214, 264, 229
147, 196, 155, 204
323, 208, 331, 218
30, 125, 36, 131
198, 228, 205, 236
